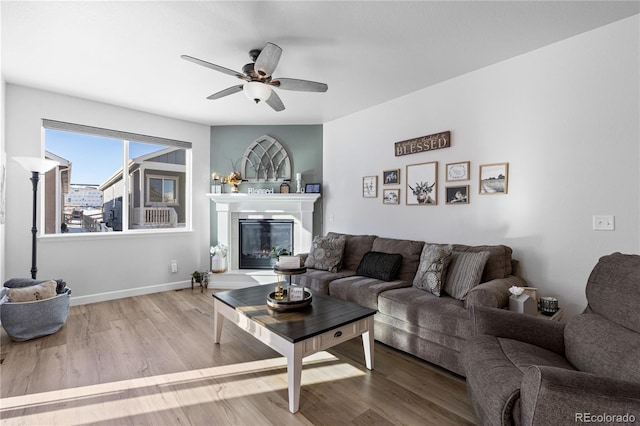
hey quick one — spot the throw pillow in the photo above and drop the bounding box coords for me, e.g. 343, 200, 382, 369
6, 280, 57, 303
443, 251, 491, 300
356, 251, 403, 281
412, 244, 453, 296
304, 234, 347, 273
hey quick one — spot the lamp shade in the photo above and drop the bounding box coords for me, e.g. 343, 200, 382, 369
243, 81, 272, 103
14, 156, 59, 174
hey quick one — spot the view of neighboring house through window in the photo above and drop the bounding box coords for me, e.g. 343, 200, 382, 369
43, 120, 191, 234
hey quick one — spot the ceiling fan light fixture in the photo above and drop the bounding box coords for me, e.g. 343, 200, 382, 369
243, 81, 272, 103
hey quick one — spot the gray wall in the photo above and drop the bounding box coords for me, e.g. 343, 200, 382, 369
209, 125, 323, 249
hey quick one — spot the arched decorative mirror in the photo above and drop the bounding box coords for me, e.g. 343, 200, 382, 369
241, 135, 291, 182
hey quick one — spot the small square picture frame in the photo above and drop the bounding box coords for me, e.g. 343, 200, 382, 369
383, 169, 400, 185
479, 162, 509, 195
383, 188, 400, 205
363, 176, 378, 198
445, 185, 469, 204
304, 183, 321, 193
446, 161, 470, 181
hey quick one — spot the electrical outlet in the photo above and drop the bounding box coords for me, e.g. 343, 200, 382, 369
593, 215, 614, 231
171, 259, 178, 273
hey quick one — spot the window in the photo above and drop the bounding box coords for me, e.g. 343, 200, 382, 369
148, 176, 178, 204
43, 119, 192, 235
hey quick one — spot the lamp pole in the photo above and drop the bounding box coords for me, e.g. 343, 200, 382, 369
29, 171, 40, 279
13, 156, 60, 279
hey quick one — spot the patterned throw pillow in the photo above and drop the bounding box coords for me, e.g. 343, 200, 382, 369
6, 280, 57, 302
443, 251, 491, 300
304, 234, 347, 273
412, 244, 453, 296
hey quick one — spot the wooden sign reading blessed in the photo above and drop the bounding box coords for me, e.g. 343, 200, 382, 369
394, 131, 451, 157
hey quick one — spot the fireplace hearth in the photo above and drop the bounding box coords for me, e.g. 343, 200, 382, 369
239, 219, 293, 269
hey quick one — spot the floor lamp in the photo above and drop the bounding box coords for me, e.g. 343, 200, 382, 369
13, 156, 59, 279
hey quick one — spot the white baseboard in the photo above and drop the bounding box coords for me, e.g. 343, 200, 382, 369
70, 280, 191, 306
70, 270, 280, 306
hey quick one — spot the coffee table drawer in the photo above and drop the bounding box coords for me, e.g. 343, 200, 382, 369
303, 318, 370, 356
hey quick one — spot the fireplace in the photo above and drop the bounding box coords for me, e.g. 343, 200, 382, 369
239, 219, 293, 269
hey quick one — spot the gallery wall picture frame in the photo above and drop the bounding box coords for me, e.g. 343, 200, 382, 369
479, 162, 509, 195
383, 188, 400, 205
446, 161, 470, 181
363, 176, 378, 198
383, 169, 400, 185
445, 185, 469, 204
406, 161, 438, 205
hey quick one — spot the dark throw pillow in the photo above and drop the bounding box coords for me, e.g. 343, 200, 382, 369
356, 251, 403, 281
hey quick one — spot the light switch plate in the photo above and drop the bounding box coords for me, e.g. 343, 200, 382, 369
593, 215, 615, 231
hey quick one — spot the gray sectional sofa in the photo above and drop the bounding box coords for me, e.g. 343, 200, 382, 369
293, 232, 526, 376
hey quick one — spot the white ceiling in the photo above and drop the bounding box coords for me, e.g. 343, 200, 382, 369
2, 1, 639, 126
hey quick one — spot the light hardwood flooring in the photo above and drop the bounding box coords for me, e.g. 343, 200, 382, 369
0, 288, 477, 425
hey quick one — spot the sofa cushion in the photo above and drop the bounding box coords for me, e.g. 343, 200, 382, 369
412, 244, 453, 296
371, 237, 424, 283
564, 312, 640, 383
356, 251, 403, 281
292, 268, 355, 295
452, 244, 512, 282
585, 252, 640, 333
304, 234, 346, 273
377, 287, 471, 339
444, 251, 490, 300
327, 232, 377, 271
328, 275, 410, 310
463, 334, 576, 426
6, 280, 57, 302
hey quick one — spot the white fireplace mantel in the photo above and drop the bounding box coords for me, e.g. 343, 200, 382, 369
207, 193, 321, 271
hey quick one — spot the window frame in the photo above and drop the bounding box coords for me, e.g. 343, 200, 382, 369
41, 119, 193, 237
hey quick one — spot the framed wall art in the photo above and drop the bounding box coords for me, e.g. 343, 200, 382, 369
383, 169, 400, 185
383, 189, 400, 205
406, 161, 438, 205
363, 176, 378, 198
445, 185, 469, 204
479, 162, 509, 195
446, 161, 470, 181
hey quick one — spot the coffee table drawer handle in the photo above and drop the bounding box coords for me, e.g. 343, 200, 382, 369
334, 331, 342, 338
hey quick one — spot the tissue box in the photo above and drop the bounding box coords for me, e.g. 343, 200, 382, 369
509, 294, 537, 316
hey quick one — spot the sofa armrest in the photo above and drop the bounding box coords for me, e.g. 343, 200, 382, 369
469, 305, 566, 355
466, 275, 527, 309
520, 365, 640, 425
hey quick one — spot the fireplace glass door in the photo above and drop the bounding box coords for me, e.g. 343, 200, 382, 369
239, 219, 293, 269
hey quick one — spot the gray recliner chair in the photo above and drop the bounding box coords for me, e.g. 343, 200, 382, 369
462, 253, 640, 426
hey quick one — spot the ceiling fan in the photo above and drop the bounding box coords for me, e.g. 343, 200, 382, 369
181, 42, 328, 112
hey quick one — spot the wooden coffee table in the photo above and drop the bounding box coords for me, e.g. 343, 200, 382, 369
213, 285, 376, 413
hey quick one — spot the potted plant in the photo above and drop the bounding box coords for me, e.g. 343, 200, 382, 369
191, 270, 203, 284
271, 246, 289, 259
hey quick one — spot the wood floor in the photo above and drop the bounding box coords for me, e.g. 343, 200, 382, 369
0, 288, 477, 425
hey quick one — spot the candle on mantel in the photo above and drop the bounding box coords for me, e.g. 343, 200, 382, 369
296, 173, 302, 181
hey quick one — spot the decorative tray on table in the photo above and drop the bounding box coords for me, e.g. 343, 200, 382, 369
273, 266, 307, 274
267, 289, 313, 311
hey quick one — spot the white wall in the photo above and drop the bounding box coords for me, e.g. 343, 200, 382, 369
1, 76, 5, 283
323, 16, 640, 319
5, 85, 211, 304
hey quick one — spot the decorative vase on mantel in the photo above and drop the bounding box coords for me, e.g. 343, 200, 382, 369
226, 171, 242, 193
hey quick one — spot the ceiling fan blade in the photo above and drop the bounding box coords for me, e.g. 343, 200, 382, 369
274, 78, 328, 92
255, 42, 282, 78
265, 90, 285, 112
207, 85, 244, 100
181, 55, 248, 81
